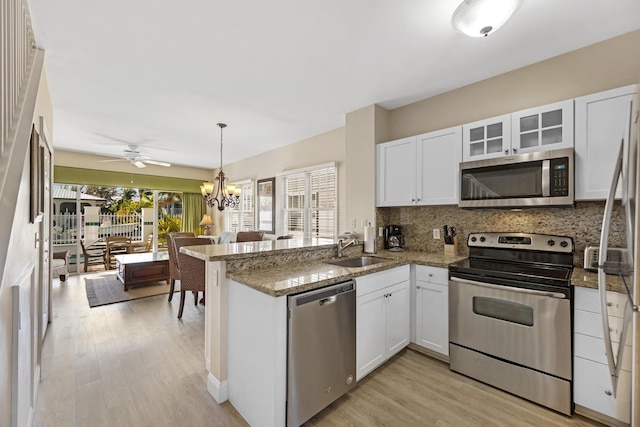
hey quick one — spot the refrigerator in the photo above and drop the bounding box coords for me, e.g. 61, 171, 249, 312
598, 91, 639, 426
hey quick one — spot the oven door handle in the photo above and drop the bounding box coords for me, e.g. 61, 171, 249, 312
450, 276, 567, 299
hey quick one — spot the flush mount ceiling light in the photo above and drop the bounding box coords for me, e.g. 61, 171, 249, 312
452, 0, 523, 37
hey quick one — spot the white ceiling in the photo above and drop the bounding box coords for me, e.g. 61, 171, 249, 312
28, 0, 640, 169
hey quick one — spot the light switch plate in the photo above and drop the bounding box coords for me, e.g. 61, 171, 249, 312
433, 229, 440, 239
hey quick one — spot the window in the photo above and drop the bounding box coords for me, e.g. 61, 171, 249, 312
280, 164, 337, 239
225, 180, 255, 232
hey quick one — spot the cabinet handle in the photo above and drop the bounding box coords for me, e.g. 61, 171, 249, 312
607, 301, 613, 307
416, 285, 421, 290
513, 147, 518, 153
604, 389, 613, 396
411, 198, 415, 202
504, 149, 509, 155
428, 273, 433, 277
416, 198, 421, 202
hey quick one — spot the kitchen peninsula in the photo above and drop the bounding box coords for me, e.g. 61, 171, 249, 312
180, 238, 461, 426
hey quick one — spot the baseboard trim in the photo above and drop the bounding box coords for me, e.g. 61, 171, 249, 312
207, 373, 228, 403
574, 404, 629, 427
408, 343, 449, 364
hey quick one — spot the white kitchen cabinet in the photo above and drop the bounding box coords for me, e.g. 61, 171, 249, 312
356, 266, 410, 381
511, 100, 574, 154
416, 127, 462, 206
573, 286, 632, 424
376, 127, 461, 206
376, 136, 416, 206
462, 114, 511, 161
574, 85, 638, 200
413, 265, 448, 356
462, 100, 573, 162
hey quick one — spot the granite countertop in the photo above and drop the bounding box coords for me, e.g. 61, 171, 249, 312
183, 239, 630, 297
227, 250, 465, 297
179, 238, 335, 262
571, 267, 629, 294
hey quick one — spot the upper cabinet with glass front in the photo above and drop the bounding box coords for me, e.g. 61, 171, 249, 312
511, 100, 574, 155
462, 100, 574, 161
462, 114, 510, 161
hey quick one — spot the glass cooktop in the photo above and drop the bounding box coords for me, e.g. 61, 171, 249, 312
448, 258, 573, 287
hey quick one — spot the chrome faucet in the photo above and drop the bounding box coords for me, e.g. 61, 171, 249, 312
337, 237, 359, 258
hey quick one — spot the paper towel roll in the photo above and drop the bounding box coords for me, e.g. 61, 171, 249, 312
363, 226, 376, 254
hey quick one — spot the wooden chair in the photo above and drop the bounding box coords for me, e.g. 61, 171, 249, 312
80, 240, 106, 272
166, 232, 195, 302
173, 237, 213, 319
104, 235, 131, 269
236, 231, 264, 242
131, 233, 153, 253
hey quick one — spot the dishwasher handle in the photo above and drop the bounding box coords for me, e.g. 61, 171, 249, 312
319, 296, 337, 306
290, 280, 356, 308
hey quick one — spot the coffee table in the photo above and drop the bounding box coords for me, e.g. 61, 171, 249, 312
115, 252, 170, 291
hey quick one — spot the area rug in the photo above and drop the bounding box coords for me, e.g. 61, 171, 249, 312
85, 274, 177, 307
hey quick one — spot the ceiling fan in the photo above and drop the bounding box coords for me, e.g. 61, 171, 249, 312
98, 144, 171, 168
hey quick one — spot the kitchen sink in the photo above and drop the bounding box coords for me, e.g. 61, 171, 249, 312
328, 256, 391, 268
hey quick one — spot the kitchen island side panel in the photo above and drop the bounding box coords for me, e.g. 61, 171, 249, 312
227, 279, 287, 427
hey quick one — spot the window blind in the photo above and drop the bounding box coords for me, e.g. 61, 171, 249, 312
225, 181, 255, 232
281, 165, 336, 239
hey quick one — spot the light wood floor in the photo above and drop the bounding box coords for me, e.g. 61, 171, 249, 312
34, 272, 604, 427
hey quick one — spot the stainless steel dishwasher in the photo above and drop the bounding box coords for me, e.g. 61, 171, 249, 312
287, 280, 356, 427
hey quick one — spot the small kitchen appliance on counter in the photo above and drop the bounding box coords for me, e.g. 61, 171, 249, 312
383, 225, 405, 251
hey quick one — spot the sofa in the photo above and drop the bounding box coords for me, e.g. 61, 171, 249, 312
52, 250, 69, 281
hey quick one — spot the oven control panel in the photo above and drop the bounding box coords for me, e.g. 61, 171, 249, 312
468, 232, 573, 253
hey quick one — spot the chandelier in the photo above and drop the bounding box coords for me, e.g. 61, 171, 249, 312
200, 123, 241, 211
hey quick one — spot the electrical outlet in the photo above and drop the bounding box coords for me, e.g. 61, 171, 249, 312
351, 218, 356, 228
378, 227, 383, 237
433, 228, 441, 239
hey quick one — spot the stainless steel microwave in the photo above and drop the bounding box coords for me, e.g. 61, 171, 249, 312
459, 148, 574, 208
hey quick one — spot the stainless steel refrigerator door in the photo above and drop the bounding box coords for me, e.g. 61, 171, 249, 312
598, 95, 639, 398
287, 281, 356, 427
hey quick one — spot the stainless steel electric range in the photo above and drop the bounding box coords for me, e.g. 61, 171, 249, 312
448, 232, 574, 415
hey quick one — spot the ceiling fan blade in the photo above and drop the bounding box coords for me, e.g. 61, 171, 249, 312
144, 160, 172, 167
134, 161, 147, 168
98, 159, 129, 163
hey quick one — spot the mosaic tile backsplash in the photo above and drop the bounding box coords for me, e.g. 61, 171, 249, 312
377, 201, 625, 267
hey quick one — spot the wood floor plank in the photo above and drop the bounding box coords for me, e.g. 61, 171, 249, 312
35, 273, 606, 427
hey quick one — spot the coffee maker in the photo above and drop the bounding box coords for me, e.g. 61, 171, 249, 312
383, 225, 405, 251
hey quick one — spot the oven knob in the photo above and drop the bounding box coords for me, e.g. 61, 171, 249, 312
470, 237, 477, 242
479, 236, 486, 242
560, 240, 568, 248
547, 239, 555, 246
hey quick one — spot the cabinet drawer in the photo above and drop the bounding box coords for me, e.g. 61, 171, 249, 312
415, 265, 448, 285
574, 356, 631, 423
574, 333, 632, 372
574, 286, 629, 319
574, 310, 631, 345
356, 265, 410, 297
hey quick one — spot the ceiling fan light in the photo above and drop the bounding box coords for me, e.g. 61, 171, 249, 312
452, 0, 523, 37
134, 161, 146, 168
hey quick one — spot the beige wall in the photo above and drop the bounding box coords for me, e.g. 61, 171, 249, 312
215, 127, 346, 236
0, 68, 53, 427
345, 105, 390, 235
387, 29, 640, 140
